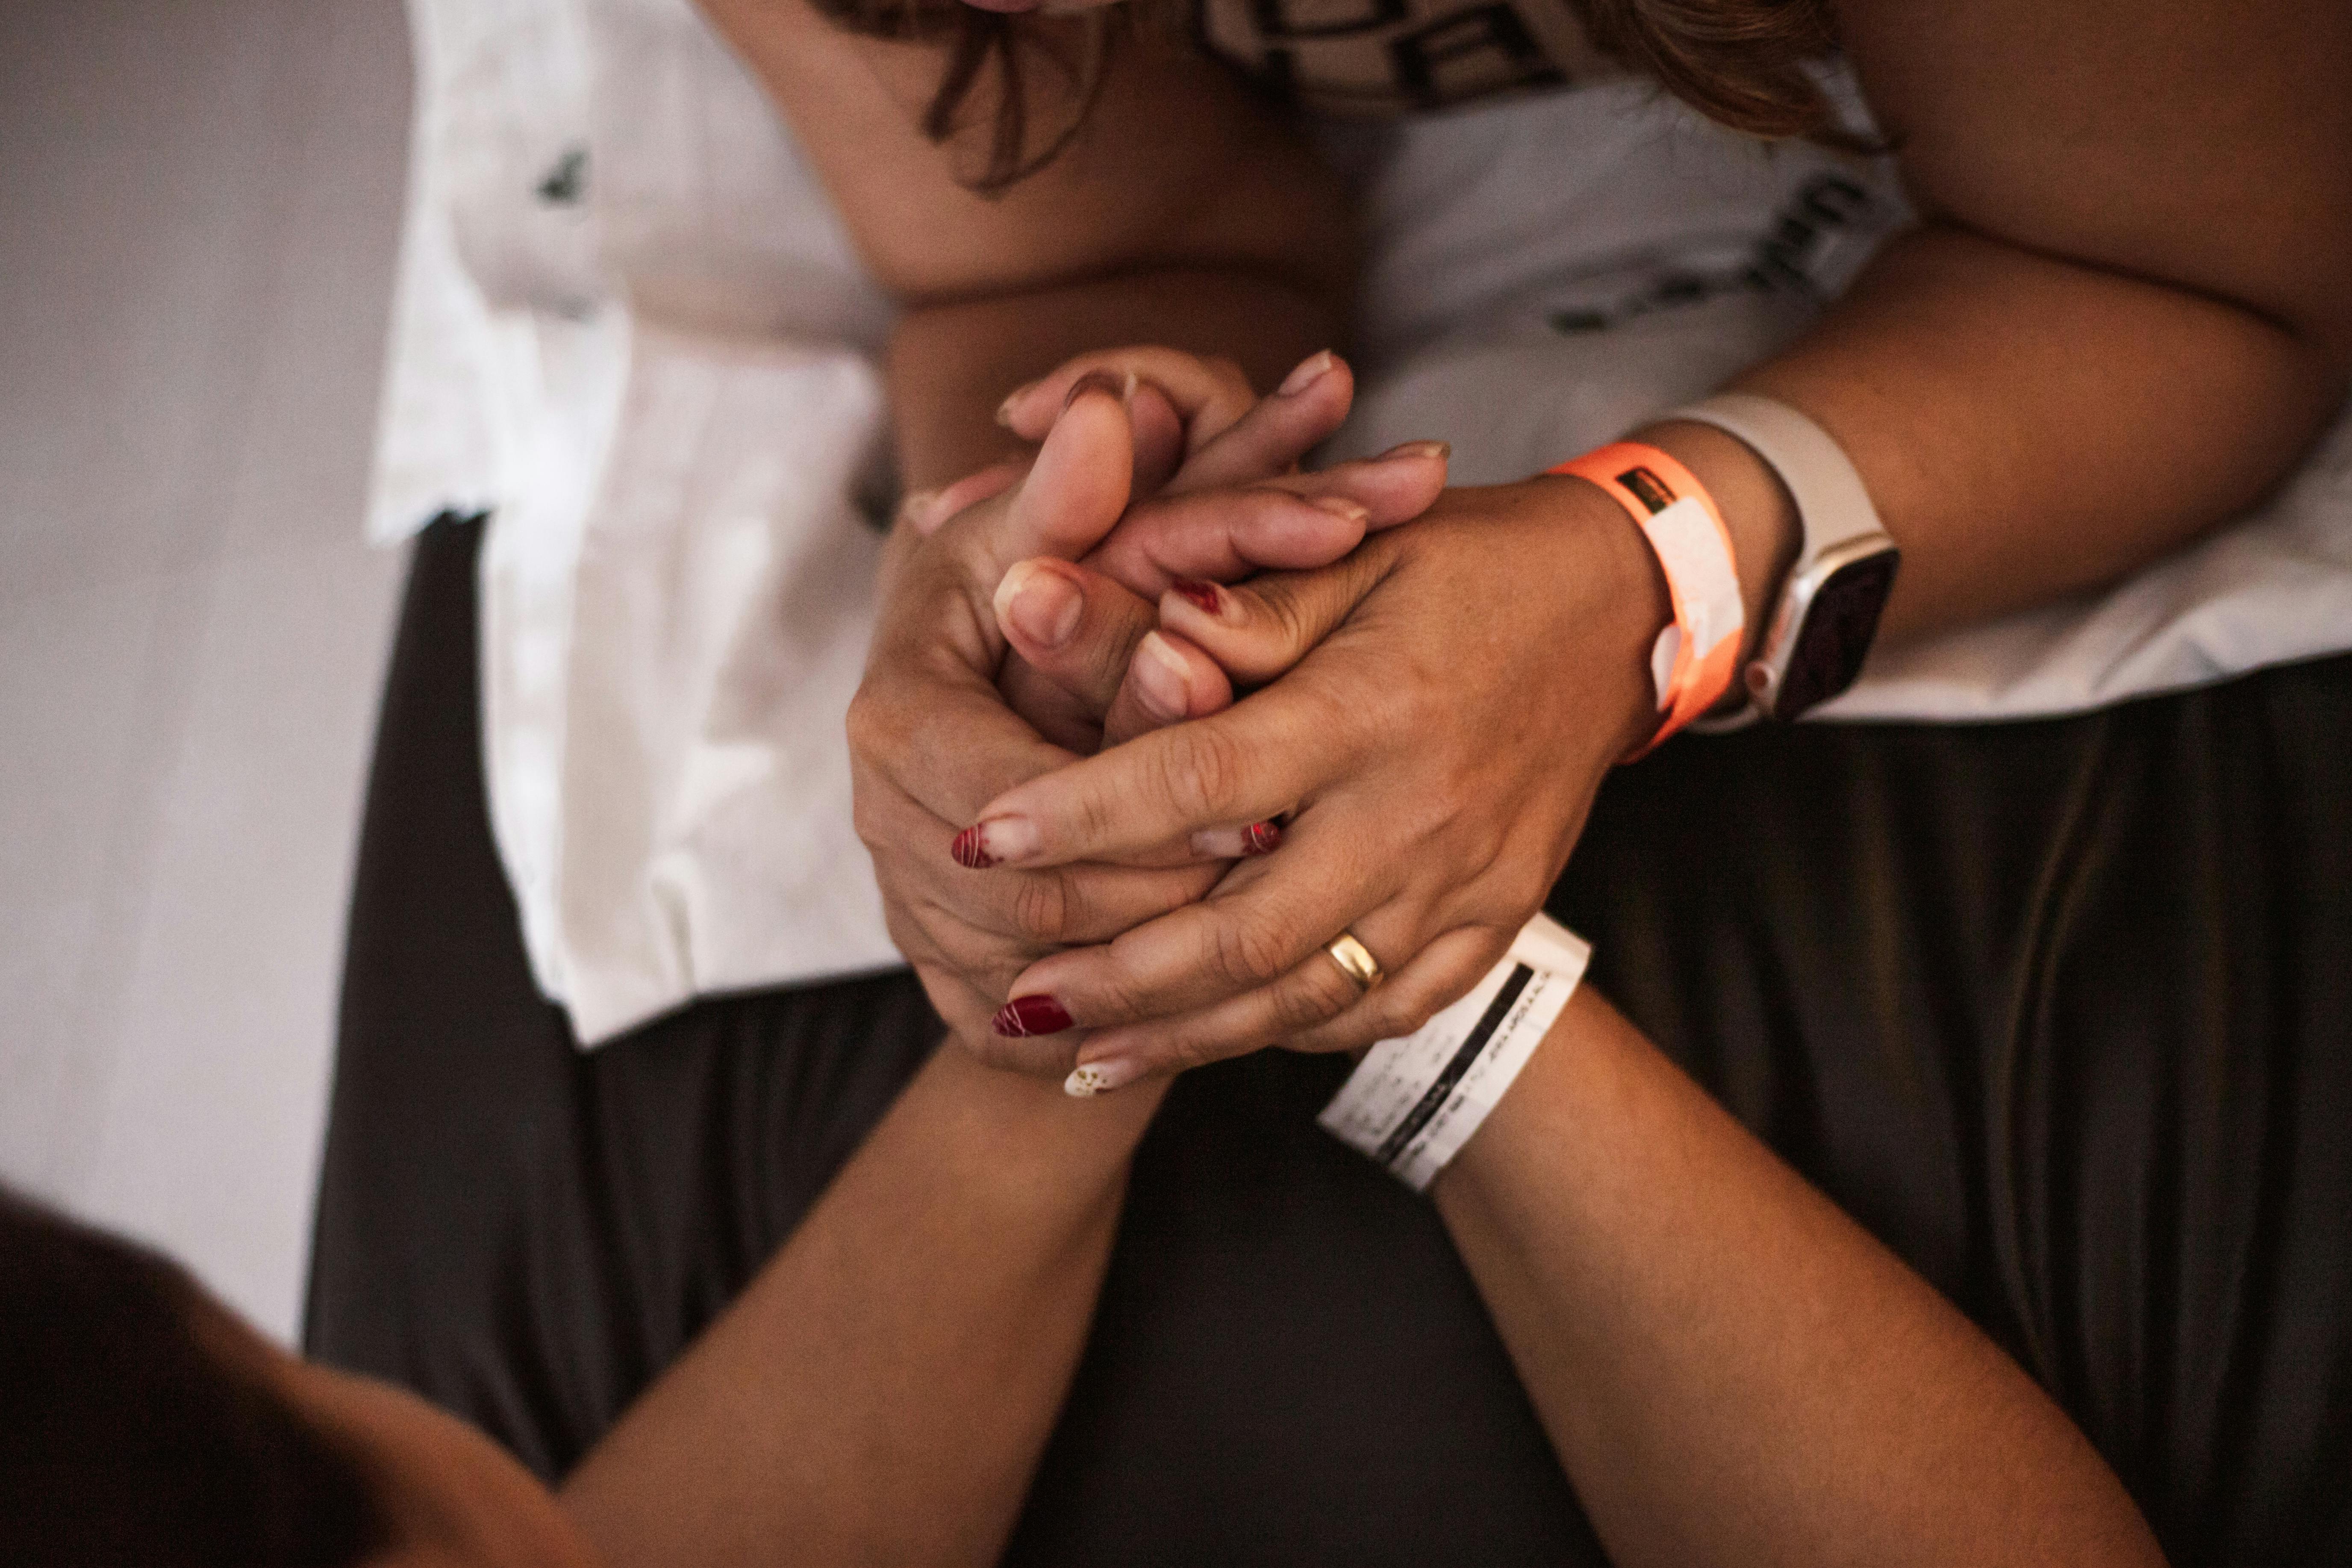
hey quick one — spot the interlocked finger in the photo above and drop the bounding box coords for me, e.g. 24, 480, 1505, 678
993, 818, 1393, 1029
1063, 923, 1512, 1089
992, 558, 1164, 747
1153, 547, 1394, 687
998, 348, 1260, 453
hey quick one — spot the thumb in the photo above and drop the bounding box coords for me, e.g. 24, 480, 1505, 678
1150, 547, 1390, 687
986, 374, 1134, 575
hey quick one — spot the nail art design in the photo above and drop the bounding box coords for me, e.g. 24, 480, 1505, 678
951, 826, 996, 870
994, 994, 1075, 1038
951, 816, 1041, 868
1169, 578, 1221, 615
1241, 819, 1282, 855
1064, 1057, 1144, 1097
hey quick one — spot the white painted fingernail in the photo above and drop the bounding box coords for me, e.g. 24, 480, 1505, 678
995, 559, 1083, 650
1277, 350, 1337, 397
996, 378, 1042, 425
1132, 630, 1190, 722
1189, 826, 1247, 858
1064, 1057, 1146, 1097
899, 488, 944, 532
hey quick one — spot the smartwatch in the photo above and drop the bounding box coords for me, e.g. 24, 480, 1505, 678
1666, 393, 1902, 721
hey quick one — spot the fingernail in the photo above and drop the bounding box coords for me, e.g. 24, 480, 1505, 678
1065, 1056, 1146, 1097
1277, 350, 1337, 397
1377, 439, 1450, 463
1132, 630, 1190, 722
1310, 495, 1370, 524
1062, 368, 1132, 413
1188, 819, 1282, 859
952, 815, 1039, 869
995, 559, 1083, 650
997, 378, 1042, 425
993, 994, 1075, 1038
1168, 578, 1222, 617
898, 487, 939, 525
950, 825, 995, 869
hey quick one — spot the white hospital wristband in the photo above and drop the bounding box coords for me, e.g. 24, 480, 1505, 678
1318, 914, 1591, 1191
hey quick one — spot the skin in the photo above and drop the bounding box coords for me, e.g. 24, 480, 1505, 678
868, 385, 2172, 1560
200, 1045, 1168, 1568
698, 0, 2352, 1084
189, 944, 2165, 1567
183, 396, 2157, 1568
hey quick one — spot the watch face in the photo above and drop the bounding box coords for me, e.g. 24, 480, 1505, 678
1775, 550, 1900, 720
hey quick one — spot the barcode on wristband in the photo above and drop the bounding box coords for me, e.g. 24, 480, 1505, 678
1319, 915, 1590, 1190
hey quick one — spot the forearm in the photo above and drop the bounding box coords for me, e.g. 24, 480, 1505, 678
559, 1047, 1164, 1568
1751, 221, 2341, 639
891, 267, 1346, 489
1434, 988, 2163, 1568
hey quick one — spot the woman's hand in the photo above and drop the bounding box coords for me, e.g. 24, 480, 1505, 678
983, 349, 1448, 753
850, 355, 1449, 1067
952, 475, 1677, 1090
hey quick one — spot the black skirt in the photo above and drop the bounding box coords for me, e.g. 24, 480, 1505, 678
306, 513, 2352, 1565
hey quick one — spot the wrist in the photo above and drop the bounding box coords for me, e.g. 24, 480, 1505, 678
925, 1042, 1169, 1177
1631, 417, 1803, 672
1525, 472, 1676, 761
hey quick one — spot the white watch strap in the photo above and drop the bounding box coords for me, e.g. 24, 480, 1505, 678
1667, 392, 1894, 722
1318, 914, 1590, 1191
1667, 392, 1887, 559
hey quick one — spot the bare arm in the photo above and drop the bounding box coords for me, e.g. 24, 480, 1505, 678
559, 1047, 1165, 1568
1652, 0, 2352, 644
691, 0, 1356, 482
1436, 987, 2164, 1567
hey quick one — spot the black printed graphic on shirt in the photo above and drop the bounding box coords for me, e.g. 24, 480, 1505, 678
1204, 0, 1610, 114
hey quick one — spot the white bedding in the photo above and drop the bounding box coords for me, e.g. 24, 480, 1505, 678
371, 0, 2352, 1045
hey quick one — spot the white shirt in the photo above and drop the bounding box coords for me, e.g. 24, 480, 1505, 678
371, 0, 2352, 1044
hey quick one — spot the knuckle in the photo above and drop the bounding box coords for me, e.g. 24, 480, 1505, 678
843, 685, 888, 761
1211, 909, 1297, 990
1254, 578, 1318, 659
1268, 966, 1354, 1036
1368, 987, 1441, 1042
1157, 723, 1247, 819
1160, 1031, 1239, 1075
1006, 872, 1074, 945
1203, 355, 1250, 398
849, 787, 892, 854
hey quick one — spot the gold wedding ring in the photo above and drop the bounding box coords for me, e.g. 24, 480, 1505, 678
1325, 931, 1385, 992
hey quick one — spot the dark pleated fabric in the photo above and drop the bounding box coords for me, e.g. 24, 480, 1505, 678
307, 513, 2352, 1565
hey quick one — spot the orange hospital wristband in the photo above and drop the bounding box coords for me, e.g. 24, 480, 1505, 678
1550, 442, 1743, 759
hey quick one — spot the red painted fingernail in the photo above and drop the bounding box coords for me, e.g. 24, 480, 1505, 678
1062, 369, 1131, 413
1170, 578, 1221, 615
993, 994, 1075, 1037
951, 826, 996, 869
1241, 820, 1282, 855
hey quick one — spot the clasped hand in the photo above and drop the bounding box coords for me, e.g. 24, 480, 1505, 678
849, 348, 1667, 1090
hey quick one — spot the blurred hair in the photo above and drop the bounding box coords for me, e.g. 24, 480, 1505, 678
802, 0, 1122, 191
807, 0, 1847, 189
0, 1186, 391, 1568
1578, 0, 1844, 141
